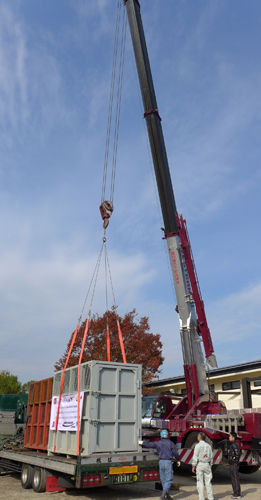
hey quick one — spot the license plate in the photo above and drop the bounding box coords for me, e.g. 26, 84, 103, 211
113, 473, 133, 483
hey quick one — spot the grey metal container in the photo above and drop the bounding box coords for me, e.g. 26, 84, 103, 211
48, 360, 142, 457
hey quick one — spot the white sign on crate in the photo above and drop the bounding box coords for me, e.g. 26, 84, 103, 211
50, 392, 84, 431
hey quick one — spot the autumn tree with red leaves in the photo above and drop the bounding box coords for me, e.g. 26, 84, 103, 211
54, 308, 164, 384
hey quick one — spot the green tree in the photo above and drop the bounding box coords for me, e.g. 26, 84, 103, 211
0, 370, 22, 394
54, 308, 164, 384
0, 371, 35, 395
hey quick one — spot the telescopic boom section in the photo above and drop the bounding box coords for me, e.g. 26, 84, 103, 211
124, 0, 217, 407
123, 0, 178, 235
176, 214, 217, 367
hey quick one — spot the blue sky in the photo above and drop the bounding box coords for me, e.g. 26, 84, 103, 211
0, 0, 261, 384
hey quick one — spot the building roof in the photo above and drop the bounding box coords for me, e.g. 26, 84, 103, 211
144, 359, 261, 388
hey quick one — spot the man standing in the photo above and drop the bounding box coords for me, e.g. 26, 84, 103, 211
191, 432, 214, 500
228, 432, 241, 499
138, 429, 180, 500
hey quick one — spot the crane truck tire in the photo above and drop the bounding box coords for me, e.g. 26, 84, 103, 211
184, 431, 217, 472
32, 467, 47, 493
184, 431, 213, 449
238, 464, 260, 474
21, 463, 33, 489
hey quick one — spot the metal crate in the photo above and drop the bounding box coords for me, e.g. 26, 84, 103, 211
48, 360, 142, 457
28, 378, 53, 404
24, 377, 53, 451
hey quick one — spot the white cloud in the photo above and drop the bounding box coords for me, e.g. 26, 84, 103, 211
208, 281, 261, 345
0, 2, 74, 149
71, 0, 115, 42
177, 2, 219, 79
166, 59, 261, 221
0, 2, 28, 131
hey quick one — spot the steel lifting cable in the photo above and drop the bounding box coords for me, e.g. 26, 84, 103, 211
78, 238, 105, 325
105, 244, 126, 363
53, 239, 105, 454
100, 1, 126, 228
110, 6, 127, 203
101, 0, 121, 204
104, 243, 110, 361
76, 241, 104, 455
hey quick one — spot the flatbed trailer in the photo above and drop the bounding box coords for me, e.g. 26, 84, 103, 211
0, 447, 159, 492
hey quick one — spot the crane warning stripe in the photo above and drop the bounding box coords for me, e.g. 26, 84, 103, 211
179, 448, 261, 466
240, 450, 261, 464
241, 450, 251, 463
179, 449, 223, 465
179, 449, 194, 464
213, 450, 222, 464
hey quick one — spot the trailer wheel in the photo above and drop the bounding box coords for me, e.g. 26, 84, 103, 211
32, 467, 47, 493
238, 464, 260, 474
21, 463, 33, 489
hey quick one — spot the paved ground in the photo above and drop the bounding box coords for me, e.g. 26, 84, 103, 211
0, 466, 260, 500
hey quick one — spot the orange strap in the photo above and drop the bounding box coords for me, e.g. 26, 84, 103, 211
77, 318, 90, 456
117, 319, 126, 363
53, 323, 79, 453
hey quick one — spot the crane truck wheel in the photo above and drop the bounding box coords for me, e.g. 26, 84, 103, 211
32, 467, 47, 493
21, 463, 33, 489
238, 464, 260, 474
184, 432, 217, 472
184, 431, 213, 449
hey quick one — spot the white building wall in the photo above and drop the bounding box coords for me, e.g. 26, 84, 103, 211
153, 367, 261, 412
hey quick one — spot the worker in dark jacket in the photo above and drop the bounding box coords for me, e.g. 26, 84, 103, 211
228, 432, 241, 499
138, 430, 180, 500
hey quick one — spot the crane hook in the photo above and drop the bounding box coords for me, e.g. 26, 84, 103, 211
99, 201, 114, 229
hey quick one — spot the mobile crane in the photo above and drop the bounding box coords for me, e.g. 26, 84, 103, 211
124, 0, 261, 472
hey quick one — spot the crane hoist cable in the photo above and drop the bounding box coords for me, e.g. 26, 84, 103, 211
104, 242, 126, 364
53, 238, 105, 455
104, 238, 110, 362
101, 0, 121, 205
99, 0, 127, 229
54, 4, 128, 456
110, 6, 127, 203
53, 235, 126, 455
